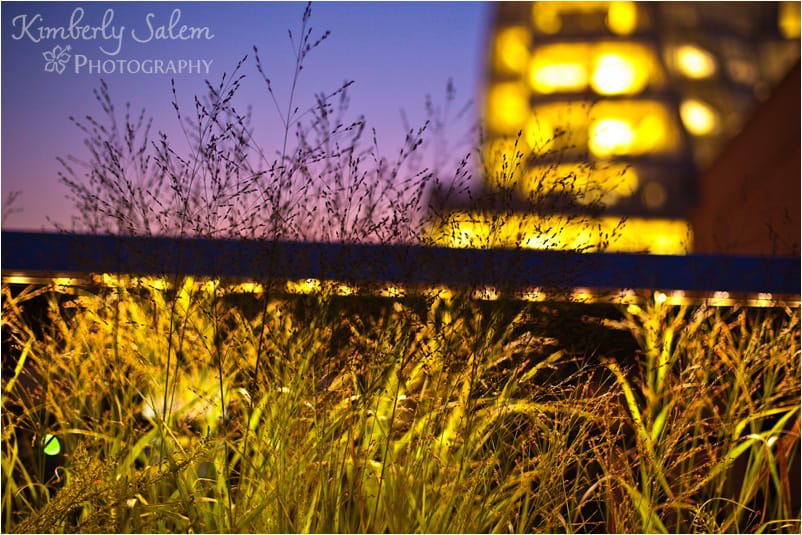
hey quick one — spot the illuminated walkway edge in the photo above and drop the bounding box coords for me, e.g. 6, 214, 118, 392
1, 231, 799, 298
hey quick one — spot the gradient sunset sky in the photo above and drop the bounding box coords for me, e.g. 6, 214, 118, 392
1, 2, 490, 230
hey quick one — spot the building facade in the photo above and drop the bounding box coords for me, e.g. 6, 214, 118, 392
430, 1, 800, 256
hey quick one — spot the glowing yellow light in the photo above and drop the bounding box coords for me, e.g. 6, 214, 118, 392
379, 286, 406, 298
749, 292, 776, 307
522, 163, 639, 205
424, 286, 454, 300
666, 291, 689, 306
527, 102, 591, 152
589, 119, 636, 156
474, 286, 500, 301
531, 42, 660, 95
520, 287, 545, 302
607, 1, 638, 35
448, 223, 482, 248
230, 281, 263, 294
674, 45, 717, 79
529, 43, 590, 93
487, 82, 529, 134
642, 182, 667, 209
431, 213, 693, 254
618, 289, 639, 305
779, 2, 801, 39
523, 116, 554, 155
286, 278, 320, 294
627, 303, 642, 315
531, 63, 587, 93
680, 99, 719, 136
124, 276, 170, 291
335, 283, 358, 296
532, 4, 561, 33
642, 223, 691, 255
3, 275, 37, 285
521, 233, 557, 249
203, 279, 220, 294
589, 100, 680, 155
654, 291, 667, 305
592, 53, 643, 95
494, 26, 531, 75
637, 114, 668, 150
573, 288, 595, 302
709, 291, 734, 307
483, 137, 527, 190
535, 1, 632, 34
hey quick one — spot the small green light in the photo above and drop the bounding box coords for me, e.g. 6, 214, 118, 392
42, 434, 61, 456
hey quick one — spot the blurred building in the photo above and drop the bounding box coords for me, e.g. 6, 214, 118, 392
430, 1, 800, 256
690, 60, 799, 256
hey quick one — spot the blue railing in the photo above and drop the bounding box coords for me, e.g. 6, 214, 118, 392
2, 231, 799, 299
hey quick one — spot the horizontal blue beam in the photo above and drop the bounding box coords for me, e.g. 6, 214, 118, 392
1, 231, 799, 295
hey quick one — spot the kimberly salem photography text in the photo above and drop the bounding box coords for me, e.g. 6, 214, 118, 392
73, 56, 214, 75
11, 6, 217, 75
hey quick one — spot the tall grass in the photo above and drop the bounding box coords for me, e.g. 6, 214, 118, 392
3, 4, 799, 533
597, 299, 800, 533
3, 280, 799, 532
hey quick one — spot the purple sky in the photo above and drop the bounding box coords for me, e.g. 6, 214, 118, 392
1, 1, 490, 230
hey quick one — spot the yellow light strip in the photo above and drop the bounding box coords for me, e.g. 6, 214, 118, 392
286, 278, 321, 295
473, 286, 501, 301
3, 274, 797, 308
3, 274, 44, 285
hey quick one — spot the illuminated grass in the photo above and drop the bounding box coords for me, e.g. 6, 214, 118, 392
2, 280, 799, 533
4, 4, 798, 533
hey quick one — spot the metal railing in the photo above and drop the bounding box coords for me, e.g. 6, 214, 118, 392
2, 231, 799, 303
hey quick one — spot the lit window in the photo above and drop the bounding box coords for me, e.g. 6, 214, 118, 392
589, 119, 636, 156
607, 1, 638, 35
779, 1, 801, 39
589, 100, 680, 156
529, 44, 589, 93
680, 99, 720, 136
532, 4, 562, 33
592, 53, 642, 95
522, 163, 639, 204
605, 218, 692, 254
487, 82, 529, 134
637, 114, 669, 150
673, 45, 717, 79
431, 213, 692, 254
530, 102, 593, 151
523, 116, 554, 154
532, 63, 587, 93
532, 42, 661, 95
519, 101, 681, 158
534, 2, 638, 35
494, 26, 531, 75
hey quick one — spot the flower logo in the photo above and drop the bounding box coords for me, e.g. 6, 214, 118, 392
43, 45, 72, 74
